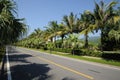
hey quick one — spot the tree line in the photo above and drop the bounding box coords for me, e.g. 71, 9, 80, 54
17, 0, 120, 52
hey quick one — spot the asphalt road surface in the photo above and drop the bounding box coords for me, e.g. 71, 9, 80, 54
1, 46, 120, 80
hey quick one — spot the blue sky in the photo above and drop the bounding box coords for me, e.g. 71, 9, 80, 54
14, 0, 118, 36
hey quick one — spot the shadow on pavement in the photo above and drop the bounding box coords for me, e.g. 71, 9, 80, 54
0, 47, 53, 80
62, 77, 76, 80
0, 54, 7, 80
8, 53, 32, 64
8, 47, 34, 63
10, 63, 52, 80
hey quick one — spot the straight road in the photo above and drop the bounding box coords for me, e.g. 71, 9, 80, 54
3, 46, 120, 80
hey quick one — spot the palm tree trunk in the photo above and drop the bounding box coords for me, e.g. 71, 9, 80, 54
101, 28, 114, 51
54, 36, 56, 48
61, 35, 64, 44
84, 35, 88, 48
101, 28, 104, 51
50, 37, 53, 42
84, 31, 88, 48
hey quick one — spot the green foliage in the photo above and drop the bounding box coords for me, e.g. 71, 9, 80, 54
53, 48, 72, 53
93, 0, 120, 50
102, 51, 120, 61
16, 0, 120, 60
0, 0, 27, 45
81, 49, 102, 57
47, 42, 55, 49
62, 34, 84, 49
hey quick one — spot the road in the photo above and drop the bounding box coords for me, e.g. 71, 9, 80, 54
1, 46, 120, 80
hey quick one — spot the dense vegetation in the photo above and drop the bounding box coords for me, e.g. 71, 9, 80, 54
16, 1, 120, 60
0, 0, 27, 46
0, 0, 27, 60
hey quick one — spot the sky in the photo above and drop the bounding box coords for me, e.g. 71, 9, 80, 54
14, 0, 119, 37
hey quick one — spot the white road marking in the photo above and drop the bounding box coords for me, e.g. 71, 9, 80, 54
6, 46, 12, 80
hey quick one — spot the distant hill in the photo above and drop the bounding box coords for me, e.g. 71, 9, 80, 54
80, 36, 100, 45
89, 36, 100, 43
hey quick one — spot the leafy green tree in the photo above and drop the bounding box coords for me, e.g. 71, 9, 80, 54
62, 12, 78, 34
44, 26, 55, 42
56, 23, 68, 44
80, 11, 95, 48
49, 21, 59, 43
62, 34, 83, 49
93, 1, 120, 50
0, 0, 27, 45
108, 7, 120, 41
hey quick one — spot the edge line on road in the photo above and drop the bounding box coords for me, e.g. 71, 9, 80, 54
6, 46, 12, 80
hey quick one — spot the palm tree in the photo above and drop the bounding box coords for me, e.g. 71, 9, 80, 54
0, 0, 15, 44
49, 21, 59, 43
32, 28, 43, 38
56, 23, 68, 44
9, 18, 27, 43
62, 12, 78, 34
44, 27, 56, 43
108, 7, 120, 41
108, 11, 120, 50
80, 11, 95, 48
93, 1, 120, 50
0, 0, 27, 45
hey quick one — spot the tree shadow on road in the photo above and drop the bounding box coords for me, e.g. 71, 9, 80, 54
62, 77, 76, 80
10, 63, 52, 80
7, 47, 33, 64
8, 53, 32, 64
0, 47, 53, 80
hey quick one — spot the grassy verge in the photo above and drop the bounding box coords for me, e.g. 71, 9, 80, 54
19, 47, 120, 67
60, 54, 120, 66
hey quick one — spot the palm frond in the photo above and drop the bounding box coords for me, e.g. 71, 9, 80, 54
106, 1, 118, 9
109, 29, 120, 41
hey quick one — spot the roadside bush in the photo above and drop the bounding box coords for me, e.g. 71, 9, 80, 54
53, 48, 72, 53
47, 42, 55, 49
53, 48, 83, 55
81, 49, 102, 57
55, 40, 62, 48
52, 47, 102, 57
71, 49, 83, 55
102, 52, 120, 61
43, 47, 47, 50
